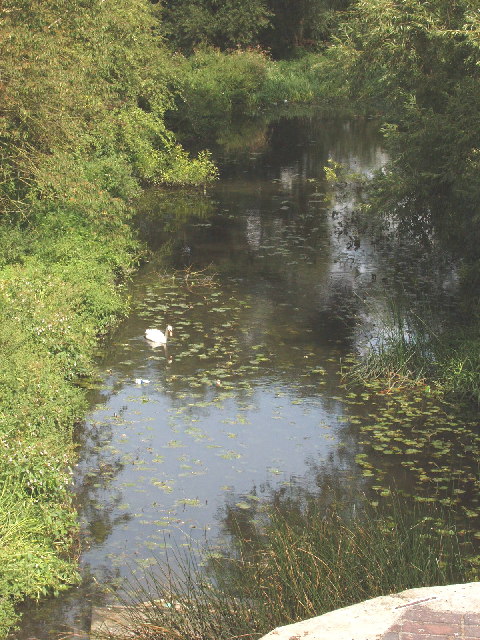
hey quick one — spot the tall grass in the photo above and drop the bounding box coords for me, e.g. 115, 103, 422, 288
352, 295, 480, 403
438, 332, 480, 405
103, 496, 474, 640
354, 297, 437, 389
259, 52, 348, 106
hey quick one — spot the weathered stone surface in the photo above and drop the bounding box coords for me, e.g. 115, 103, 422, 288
259, 583, 480, 640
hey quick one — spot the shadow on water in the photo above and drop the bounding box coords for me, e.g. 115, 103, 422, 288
14, 111, 472, 639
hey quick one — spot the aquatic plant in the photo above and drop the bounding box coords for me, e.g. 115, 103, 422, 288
101, 495, 474, 640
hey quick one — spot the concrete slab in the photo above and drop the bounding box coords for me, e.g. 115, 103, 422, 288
259, 583, 480, 640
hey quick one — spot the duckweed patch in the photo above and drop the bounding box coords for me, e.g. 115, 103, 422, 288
341, 379, 480, 526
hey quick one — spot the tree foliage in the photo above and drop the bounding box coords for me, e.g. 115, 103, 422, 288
265, 0, 352, 57
0, 0, 216, 226
332, 0, 480, 254
161, 0, 351, 56
161, 0, 272, 53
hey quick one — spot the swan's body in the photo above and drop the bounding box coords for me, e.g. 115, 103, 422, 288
145, 325, 173, 345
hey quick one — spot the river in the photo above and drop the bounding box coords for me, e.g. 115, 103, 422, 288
17, 113, 473, 639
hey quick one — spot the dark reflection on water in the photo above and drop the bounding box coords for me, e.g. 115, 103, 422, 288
15, 114, 462, 639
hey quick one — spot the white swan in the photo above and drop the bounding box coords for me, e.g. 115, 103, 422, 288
145, 325, 173, 345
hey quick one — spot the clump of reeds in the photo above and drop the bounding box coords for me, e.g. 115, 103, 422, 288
352, 294, 480, 403
102, 495, 475, 640
353, 296, 441, 391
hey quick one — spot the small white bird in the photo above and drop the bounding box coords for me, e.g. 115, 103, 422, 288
145, 325, 173, 345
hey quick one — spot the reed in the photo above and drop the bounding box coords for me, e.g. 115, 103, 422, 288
351, 294, 480, 403
104, 496, 474, 640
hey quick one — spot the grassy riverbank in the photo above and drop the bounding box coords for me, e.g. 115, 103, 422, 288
0, 210, 137, 635
0, 0, 217, 634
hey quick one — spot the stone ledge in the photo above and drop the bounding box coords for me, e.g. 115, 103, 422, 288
259, 583, 480, 640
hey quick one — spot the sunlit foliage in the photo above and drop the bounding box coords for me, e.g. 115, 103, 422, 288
333, 0, 480, 231
0, 0, 215, 224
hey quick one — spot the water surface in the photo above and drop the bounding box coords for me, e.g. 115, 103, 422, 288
17, 114, 468, 639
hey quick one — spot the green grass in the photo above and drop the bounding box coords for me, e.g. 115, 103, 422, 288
352, 303, 435, 390
0, 204, 139, 635
259, 52, 348, 106
350, 295, 480, 403
437, 333, 480, 405
103, 496, 475, 640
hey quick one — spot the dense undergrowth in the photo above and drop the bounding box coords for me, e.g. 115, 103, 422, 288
0, 193, 146, 635
0, 212, 136, 635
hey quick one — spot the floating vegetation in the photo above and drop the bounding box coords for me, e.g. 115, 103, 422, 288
342, 378, 480, 527
134, 273, 280, 393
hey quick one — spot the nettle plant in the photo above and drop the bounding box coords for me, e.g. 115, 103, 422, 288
0, 438, 73, 502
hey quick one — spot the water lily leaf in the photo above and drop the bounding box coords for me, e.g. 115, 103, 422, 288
235, 502, 251, 510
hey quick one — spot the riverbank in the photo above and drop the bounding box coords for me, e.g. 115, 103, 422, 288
0, 208, 140, 635
0, 0, 220, 633
90, 582, 480, 639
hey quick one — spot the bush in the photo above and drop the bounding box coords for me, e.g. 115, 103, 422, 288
175, 48, 270, 137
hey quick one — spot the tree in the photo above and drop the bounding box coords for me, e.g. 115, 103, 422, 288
161, 0, 272, 53
0, 0, 215, 225
161, 0, 351, 57
264, 0, 351, 58
333, 0, 480, 239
